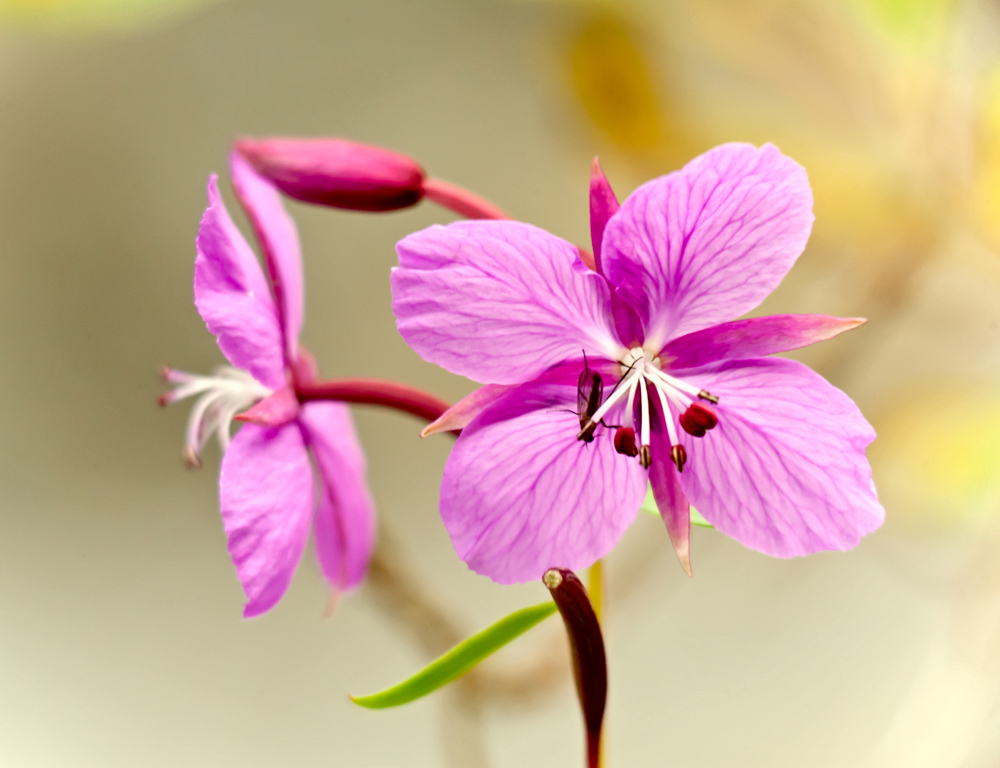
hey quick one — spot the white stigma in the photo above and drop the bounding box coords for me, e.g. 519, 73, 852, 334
160, 366, 272, 467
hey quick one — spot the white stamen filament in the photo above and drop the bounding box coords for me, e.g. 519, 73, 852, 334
659, 370, 703, 398
653, 383, 680, 447
162, 366, 272, 466
646, 366, 694, 410
623, 375, 640, 430
586, 365, 640, 426
638, 372, 651, 450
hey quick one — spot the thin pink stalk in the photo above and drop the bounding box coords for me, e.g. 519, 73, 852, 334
296, 377, 452, 426
423, 178, 509, 220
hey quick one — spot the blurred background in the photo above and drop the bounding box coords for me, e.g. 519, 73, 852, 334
2, 0, 1000, 765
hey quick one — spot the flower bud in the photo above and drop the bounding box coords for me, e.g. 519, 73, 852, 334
542, 568, 606, 768
235, 138, 426, 212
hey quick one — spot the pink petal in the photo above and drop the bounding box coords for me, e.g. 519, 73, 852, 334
662, 315, 865, 371
392, 221, 622, 385
300, 402, 376, 592
219, 422, 313, 617
230, 152, 304, 363
602, 143, 814, 347
440, 381, 647, 584
194, 176, 285, 389
589, 157, 620, 274
674, 357, 884, 557
648, 425, 692, 576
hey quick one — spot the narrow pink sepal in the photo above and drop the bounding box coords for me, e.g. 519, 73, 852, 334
576, 246, 597, 272
235, 385, 299, 427
662, 314, 865, 370
236, 138, 426, 212
420, 383, 516, 437
589, 157, 620, 274
649, 426, 692, 576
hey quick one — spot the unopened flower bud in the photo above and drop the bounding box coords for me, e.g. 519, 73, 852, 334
235, 138, 426, 212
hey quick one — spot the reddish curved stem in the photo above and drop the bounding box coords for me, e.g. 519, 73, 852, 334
296, 377, 451, 425
423, 178, 509, 220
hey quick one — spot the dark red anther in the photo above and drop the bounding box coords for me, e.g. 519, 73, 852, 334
679, 402, 718, 437
670, 444, 687, 472
613, 426, 638, 457
543, 569, 606, 768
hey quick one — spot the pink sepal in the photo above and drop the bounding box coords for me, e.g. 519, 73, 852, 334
421, 384, 515, 437
649, 425, 693, 576
589, 157, 620, 274
236, 386, 299, 427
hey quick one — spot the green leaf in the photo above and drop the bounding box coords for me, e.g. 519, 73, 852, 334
351, 601, 558, 709
640, 484, 714, 528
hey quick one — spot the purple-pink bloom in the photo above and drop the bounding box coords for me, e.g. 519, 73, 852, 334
163, 153, 376, 616
391, 143, 883, 584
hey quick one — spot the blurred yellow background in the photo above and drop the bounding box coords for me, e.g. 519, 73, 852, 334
2, 0, 1000, 765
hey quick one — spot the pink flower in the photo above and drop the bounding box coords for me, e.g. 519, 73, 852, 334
163, 153, 375, 616
391, 143, 883, 584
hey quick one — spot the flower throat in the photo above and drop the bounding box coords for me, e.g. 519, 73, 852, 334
576, 347, 719, 472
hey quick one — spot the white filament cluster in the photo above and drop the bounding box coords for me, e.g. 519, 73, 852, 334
160, 366, 272, 467
584, 347, 705, 459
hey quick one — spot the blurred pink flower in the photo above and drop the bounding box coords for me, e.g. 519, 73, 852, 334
163, 153, 375, 616
392, 143, 883, 583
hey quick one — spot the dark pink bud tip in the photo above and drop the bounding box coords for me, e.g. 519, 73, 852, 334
542, 569, 606, 768
679, 402, 718, 437
236, 138, 426, 212
613, 426, 638, 457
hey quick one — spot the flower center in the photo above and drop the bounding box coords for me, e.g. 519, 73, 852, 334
160, 366, 272, 467
576, 346, 718, 471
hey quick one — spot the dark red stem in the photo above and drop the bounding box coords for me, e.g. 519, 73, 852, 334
543, 568, 607, 768
422, 177, 509, 220
296, 378, 451, 425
